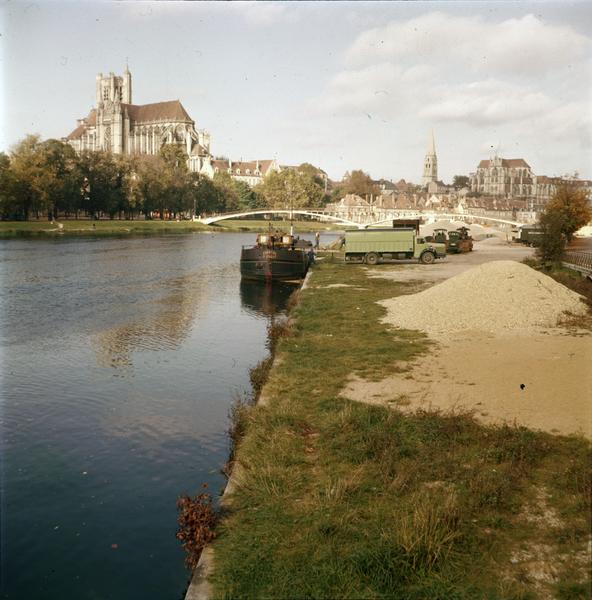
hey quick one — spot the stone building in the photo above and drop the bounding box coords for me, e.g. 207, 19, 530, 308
470, 157, 534, 197
470, 157, 592, 201
422, 131, 438, 187
65, 67, 212, 173
200, 158, 281, 186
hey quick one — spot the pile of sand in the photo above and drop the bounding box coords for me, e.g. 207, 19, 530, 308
380, 260, 587, 337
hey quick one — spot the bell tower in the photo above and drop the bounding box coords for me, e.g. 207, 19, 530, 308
95, 69, 128, 154
422, 130, 438, 186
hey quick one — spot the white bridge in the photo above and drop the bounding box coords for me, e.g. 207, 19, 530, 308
197, 208, 526, 229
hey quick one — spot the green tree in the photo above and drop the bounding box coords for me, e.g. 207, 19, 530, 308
194, 175, 226, 215
78, 151, 126, 219
256, 169, 325, 209
135, 155, 166, 218
452, 175, 470, 190
537, 209, 568, 264
213, 172, 241, 212
35, 139, 82, 219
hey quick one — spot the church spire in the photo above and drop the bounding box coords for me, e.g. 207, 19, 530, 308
427, 129, 436, 155
422, 130, 438, 187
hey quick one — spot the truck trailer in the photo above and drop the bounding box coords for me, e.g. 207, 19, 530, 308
344, 227, 446, 265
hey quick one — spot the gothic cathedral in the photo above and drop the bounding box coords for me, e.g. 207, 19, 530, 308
65, 67, 212, 173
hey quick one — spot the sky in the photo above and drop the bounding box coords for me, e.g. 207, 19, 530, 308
1, 0, 591, 183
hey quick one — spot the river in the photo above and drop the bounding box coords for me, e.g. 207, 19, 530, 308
0, 231, 331, 599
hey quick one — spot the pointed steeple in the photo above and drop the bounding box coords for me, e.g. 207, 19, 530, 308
427, 129, 436, 156
422, 130, 438, 187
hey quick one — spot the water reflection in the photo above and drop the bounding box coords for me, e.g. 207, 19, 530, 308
92, 270, 209, 370
239, 279, 299, 317
0, 233, 300, 600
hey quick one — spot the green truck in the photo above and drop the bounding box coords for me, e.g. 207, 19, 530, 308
344, 227, 446, 265
515, 225, 544, 247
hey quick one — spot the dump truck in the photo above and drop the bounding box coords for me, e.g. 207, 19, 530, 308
344, 227, 446, 265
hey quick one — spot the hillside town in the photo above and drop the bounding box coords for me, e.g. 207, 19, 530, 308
19, 66, 579, 224
1, 66, 590, 226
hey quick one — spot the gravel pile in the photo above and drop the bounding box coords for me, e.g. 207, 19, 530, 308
380, 260, 587, 337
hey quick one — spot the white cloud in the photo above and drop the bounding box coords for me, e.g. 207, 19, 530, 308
419, 79, 554, 125
119, 1, 294, 27
294, 10, 592, 180
224, 1, 296, 27
312, 12, 591, 131
346, 12, 590, 78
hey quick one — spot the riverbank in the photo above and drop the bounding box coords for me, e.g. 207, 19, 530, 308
202, 249, 591, 599
0, 219, 342, 237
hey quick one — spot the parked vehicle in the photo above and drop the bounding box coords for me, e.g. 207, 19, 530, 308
432, 228, 448, 244
515, 225, 544, 247
344, 227, 446, 265
447, 226, 473, 253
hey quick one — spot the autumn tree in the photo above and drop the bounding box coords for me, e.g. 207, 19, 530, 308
0, 153, 16, 219
332, 169, 379, 200
544, 184, 591, 241
256, 168, 325, 209
537, 184, 591, 263
7, 135, 44, 220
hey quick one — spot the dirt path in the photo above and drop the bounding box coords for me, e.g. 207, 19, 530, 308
346, 240, 592, 439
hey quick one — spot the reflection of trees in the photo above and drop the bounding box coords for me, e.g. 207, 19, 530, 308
239, 280, 298, 318
93, 272, 208, 369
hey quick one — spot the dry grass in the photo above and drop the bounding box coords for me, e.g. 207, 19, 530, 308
208, 261, 591, 599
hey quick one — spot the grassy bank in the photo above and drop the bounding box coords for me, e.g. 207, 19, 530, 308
0, 219, 342, 238
0, 219, 210, 237
209, 261, 591, 599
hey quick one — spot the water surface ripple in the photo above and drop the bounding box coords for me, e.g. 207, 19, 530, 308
0, 232, 307, 599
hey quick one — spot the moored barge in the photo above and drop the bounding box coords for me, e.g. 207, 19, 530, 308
240, 231, 314, 281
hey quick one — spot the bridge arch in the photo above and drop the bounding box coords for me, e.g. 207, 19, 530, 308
198, 208, 526, 229
198, 209, 363, 229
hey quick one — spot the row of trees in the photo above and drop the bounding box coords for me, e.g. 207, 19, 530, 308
0, 135, 333, 221
0, 134, 500, 222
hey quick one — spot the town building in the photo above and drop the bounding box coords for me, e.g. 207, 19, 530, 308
469, 157, 534, 197
422, 131, 438, 187
470, 157, 592, 201
200, 158, 281, 186
65, 67, 212, 173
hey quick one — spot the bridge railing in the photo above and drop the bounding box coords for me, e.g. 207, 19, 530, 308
562, 251, 592, 276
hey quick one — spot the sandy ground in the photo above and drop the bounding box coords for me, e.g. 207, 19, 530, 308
344, 240, 592, 439
366, 236, 535, 283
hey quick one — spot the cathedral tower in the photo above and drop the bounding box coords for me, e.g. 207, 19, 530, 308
422, 130, 438, 186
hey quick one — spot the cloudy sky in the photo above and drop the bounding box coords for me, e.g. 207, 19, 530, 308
1, 1, 591, 183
